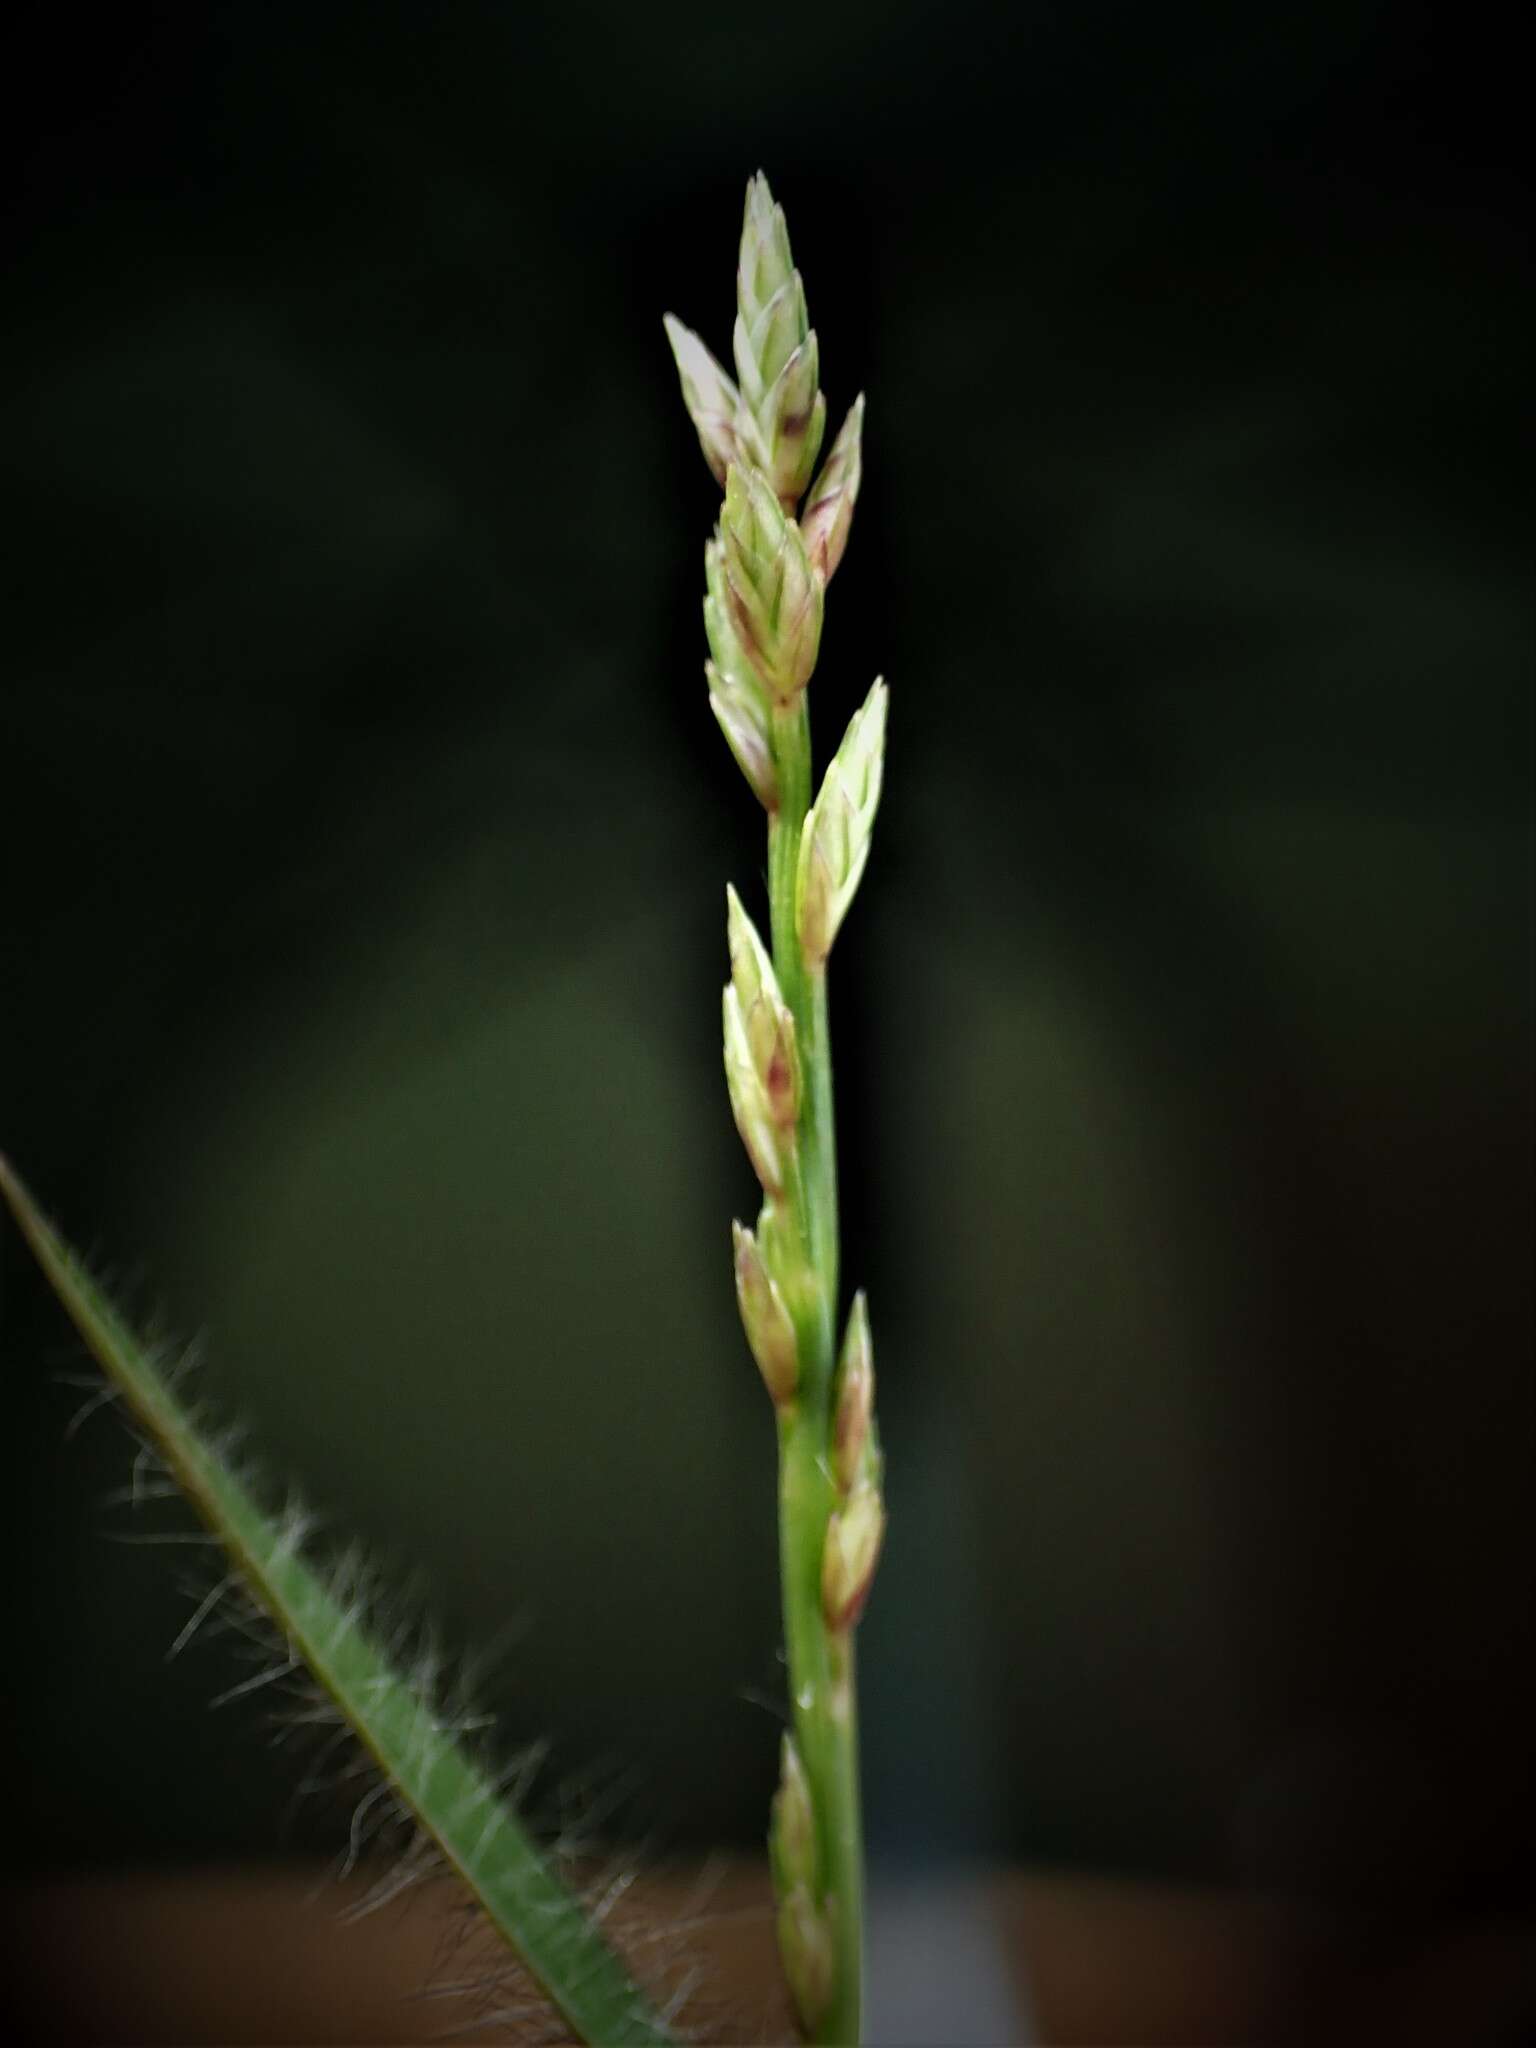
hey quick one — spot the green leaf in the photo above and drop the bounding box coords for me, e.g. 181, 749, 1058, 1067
0, 1154, 676, 2048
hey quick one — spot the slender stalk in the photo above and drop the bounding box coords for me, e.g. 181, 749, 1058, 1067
769, 698, 863, 2045
666, 170, 887, 2043
768, 699, 840, 1333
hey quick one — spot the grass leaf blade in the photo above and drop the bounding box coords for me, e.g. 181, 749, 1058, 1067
0, 1155, 675, 2048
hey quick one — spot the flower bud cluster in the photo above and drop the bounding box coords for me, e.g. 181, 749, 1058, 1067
722, 887, 798, 1195
799, 394, 864, 586
732, 1218, 798, 1408
822, 1482, 885, 1634
664, 173, 869, 799
721, 464, 823, 705
661, 312, 742, 489
666, 173, 844, 518
778, 1880, 834, 2036
822, 1292, 885, 1633
770, 1734, 834, 2035
832, 1292, 875, 1493
769, 1732, 817, 1895
796, 677, 889, 970
703, 537, 776, 808
732, 174, 826, 508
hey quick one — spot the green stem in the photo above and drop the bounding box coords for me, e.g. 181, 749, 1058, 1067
768, 701, 864, 2046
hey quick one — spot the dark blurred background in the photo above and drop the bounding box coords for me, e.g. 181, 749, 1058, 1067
2, 0, 1529, 1970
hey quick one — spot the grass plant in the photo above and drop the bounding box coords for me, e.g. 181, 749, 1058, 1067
665, 173, 886, 2044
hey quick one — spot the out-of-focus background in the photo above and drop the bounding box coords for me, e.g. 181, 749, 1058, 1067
2, 0, 1529, 2028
